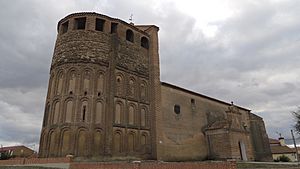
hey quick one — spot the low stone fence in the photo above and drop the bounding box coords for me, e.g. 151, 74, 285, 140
0, 157, 72, 166
69, 161, 236, 169
0, 158, 236, 169
0, 159, 24, 166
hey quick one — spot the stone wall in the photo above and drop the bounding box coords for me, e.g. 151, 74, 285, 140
0, 157, 71, 165
249, 114, 272, 161
0, 159, 236, 169
38, 11, 271, 162
69, 161, 236, 169
160, 83, 208, 161
39, 12, 159, 159
160, 82, 256, 161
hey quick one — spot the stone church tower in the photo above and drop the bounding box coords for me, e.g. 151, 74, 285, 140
39, 12, 160, 159
39, 12, 272, 162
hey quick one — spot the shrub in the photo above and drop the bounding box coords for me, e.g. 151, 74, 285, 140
0, 152, 13, 160
276, 155, 291, 162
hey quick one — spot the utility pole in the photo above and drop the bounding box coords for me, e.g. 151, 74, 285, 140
291, 130, 299, 163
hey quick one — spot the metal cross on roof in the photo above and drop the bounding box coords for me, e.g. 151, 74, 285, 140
129, 14, 133, 23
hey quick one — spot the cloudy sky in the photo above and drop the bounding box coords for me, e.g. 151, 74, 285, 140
1, 0, 300, 150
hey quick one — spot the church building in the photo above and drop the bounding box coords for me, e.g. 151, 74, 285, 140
39, 12, 272, 161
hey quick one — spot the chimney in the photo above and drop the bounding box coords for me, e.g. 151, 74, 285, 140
279, 137, 285, 146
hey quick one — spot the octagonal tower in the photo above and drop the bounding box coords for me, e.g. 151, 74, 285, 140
39, 12, 160, 159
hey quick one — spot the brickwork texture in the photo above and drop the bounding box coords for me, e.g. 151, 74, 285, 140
38, 12, 272, 162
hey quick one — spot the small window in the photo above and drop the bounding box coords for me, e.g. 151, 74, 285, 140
174, 104, 180, 114
74, 17, 86, 30
191, 99, 196, 110
126, 29, 134, 42
116, 76, 121, 83
82, 105, 86, 121
141, 37, 149, 49
191, 99, 195, 104
61, 21, 68, 34
95, 18, 105, 31
111, 23, 118, 34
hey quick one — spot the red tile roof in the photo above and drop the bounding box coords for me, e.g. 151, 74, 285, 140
269, 138, 280, 144
0, 145, 31, 152
270, 145, 296, 154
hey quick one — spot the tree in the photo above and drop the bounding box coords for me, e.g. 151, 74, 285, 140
0, 152, 13, 160
292, 107, 300, 134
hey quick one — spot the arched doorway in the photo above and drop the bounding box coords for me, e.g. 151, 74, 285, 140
239, 141, 248, 161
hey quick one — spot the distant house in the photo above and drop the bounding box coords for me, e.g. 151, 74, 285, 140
0, 146, 35, 158
269, 137, 298, 162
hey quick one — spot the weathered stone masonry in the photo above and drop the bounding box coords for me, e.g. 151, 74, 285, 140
39, 12, 272, 162
39, 12, 159, 159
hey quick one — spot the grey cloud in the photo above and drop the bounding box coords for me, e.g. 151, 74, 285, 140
0, 88, 44, 145
0, 0, 299, 147
156, 0, 300, 138
0, 0, 81, 146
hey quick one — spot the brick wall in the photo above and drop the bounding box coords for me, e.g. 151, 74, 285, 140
0, 157, 71, 166
0, 158, 236, 169
25, 157, 72, 164
0, 159, 24, 166
70, 161, 236, 169
40, 12, 156, 159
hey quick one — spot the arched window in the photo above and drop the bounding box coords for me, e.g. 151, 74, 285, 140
95, 101, 103, 124
48, 131, 56, 157
141, 133, 148, 154
141, 133, 147, 146
82, 70, 91, 94
94, 130, 103, 155
61, 130, 71, 156
48, 75, 55, 98
128, 105, 135, 125
56, 71, 64, 95
113, 131, 122, 153
43, 103, 50, 127
115, 102, 122, 124
141, 37, 149, 49
116, 74, 124, 96
129, 78, 135, 97
77, 130, 87, 156
126, 29, 134, 42
141, 108, 146, 127
40, 132, 47, 157
96, 72, 104, 96
128, 132, 135, 152
65, 100, 73, 123
52, 101, 60, 124
80, 101, 88, 122
68, 70, 76, 94
140, 81, 148, 101
82, 105, 86, 121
